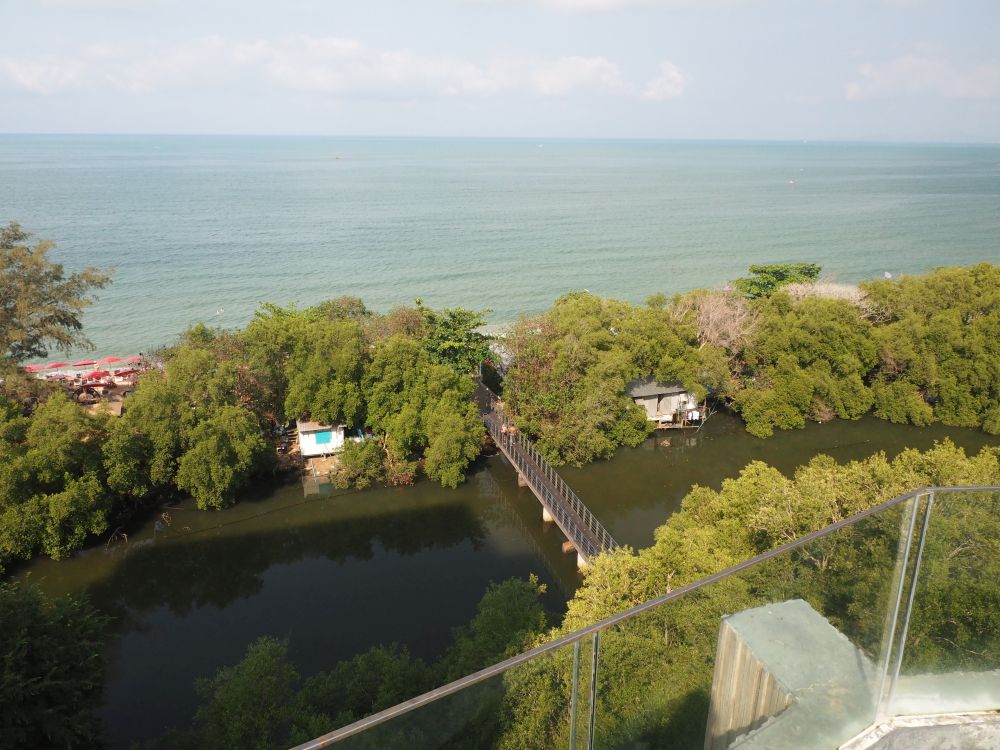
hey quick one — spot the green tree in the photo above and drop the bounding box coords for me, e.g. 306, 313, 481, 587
0, 581, 108, 750
331, 439, 386, 490
732, 294, 878, 437
295, 644, 432, 729
169, 637, 303, 750
422, 391, 485, 488
732, 262, 821, 299
0, 393, 112, 568
358, 335, 483, 488
418, 304, 492, 375
104, 368, 187, 495
103, 339, 275, 511
863, 264, 1000, 433
233, 304, 318, 424
176, 406, 272, 510
159, 577, 546, 749
283, 318, 367, 427
0, 222, 110, 364
442, 575, 549, 680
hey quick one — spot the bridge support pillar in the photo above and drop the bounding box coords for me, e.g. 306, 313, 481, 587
517, 472, 528, 488
577, 553, 588, 571
542, 507, 554, 523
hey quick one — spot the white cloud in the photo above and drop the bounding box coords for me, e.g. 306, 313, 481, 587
641, 61, 686, 100
846, 55, 1000, 101
0, 56, 84, 95
0, 35, 673, 101
531, 56, 626, 96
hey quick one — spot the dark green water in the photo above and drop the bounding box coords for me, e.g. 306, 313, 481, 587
567, 413, 1000, 550
15, 416, 998, 748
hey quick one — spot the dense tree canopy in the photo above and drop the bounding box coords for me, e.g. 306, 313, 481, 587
733, 293, 879, 436
417, 303, 492, 375
501, 264, 1000, 454
863, 264, 1000, 433
0, 581, 108, 750
0, 222, 110, 365
0, 289, 491, 570
503, 292, 726, 465
105, 337, 274, 511
0, 393, 111, 569
355, 335, 484, 487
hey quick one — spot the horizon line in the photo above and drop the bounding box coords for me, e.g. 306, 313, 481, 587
2, 132, 999, 147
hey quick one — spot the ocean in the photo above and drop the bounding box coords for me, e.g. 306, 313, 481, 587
2, 135, 999, 357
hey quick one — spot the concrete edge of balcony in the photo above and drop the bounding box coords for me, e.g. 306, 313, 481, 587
841, 711, 1000, 750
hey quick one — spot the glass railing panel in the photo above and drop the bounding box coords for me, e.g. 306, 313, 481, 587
592, 500, 913, 750
301, 633, 596, 750
890, 489, 1000, 717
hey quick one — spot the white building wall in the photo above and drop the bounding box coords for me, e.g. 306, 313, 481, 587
299, 426, 346, 457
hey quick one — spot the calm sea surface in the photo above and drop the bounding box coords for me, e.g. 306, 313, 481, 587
2, 136, 999, 356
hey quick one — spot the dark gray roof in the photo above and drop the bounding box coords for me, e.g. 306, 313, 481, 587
297, 419, 334, 433
626, 378, 687, 398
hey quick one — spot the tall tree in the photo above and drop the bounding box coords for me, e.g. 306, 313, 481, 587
417, 303, 492, 375
732, 262, 821, 299
0, 222, 110, 364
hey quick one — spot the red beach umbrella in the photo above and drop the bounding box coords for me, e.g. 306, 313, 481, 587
113, 368, 140, 376
72, 359, 97, 367
46, 362, 70, 369
82, 370, 111, 380
124, 355, 143, 362
98, 356, 123, 365
22, 364, 45, 372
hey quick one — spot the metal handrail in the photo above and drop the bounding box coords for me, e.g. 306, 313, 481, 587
290, 482, 1000, 749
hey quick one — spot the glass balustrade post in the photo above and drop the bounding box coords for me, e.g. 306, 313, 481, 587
569, 640, 582, 750
587, 631, 600, 750
874, 492, 922, 721
886, 491, 935, 710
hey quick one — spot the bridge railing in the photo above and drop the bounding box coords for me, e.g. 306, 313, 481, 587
477, 384, 618, 558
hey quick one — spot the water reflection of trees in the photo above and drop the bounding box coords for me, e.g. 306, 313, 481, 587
474, 465, 580, 597
87, 500, 487, 632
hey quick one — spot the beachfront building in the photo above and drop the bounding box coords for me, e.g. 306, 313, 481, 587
296, 420, 347, 457
627, 377, 704, 429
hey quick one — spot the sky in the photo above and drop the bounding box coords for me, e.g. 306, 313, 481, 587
2, 0, 999, 141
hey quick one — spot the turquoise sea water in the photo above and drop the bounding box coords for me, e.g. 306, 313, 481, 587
2, 136, 999, 356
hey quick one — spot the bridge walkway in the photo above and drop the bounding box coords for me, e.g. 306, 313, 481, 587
476, 383, 618, 567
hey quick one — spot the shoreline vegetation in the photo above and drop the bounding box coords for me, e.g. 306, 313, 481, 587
3, 223, 1000, 748
2, 224, 999, 569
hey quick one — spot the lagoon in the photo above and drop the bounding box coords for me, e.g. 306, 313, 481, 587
17, 412, 998, 748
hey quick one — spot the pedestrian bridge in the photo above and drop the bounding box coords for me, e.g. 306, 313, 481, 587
476, 383, 618, 568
